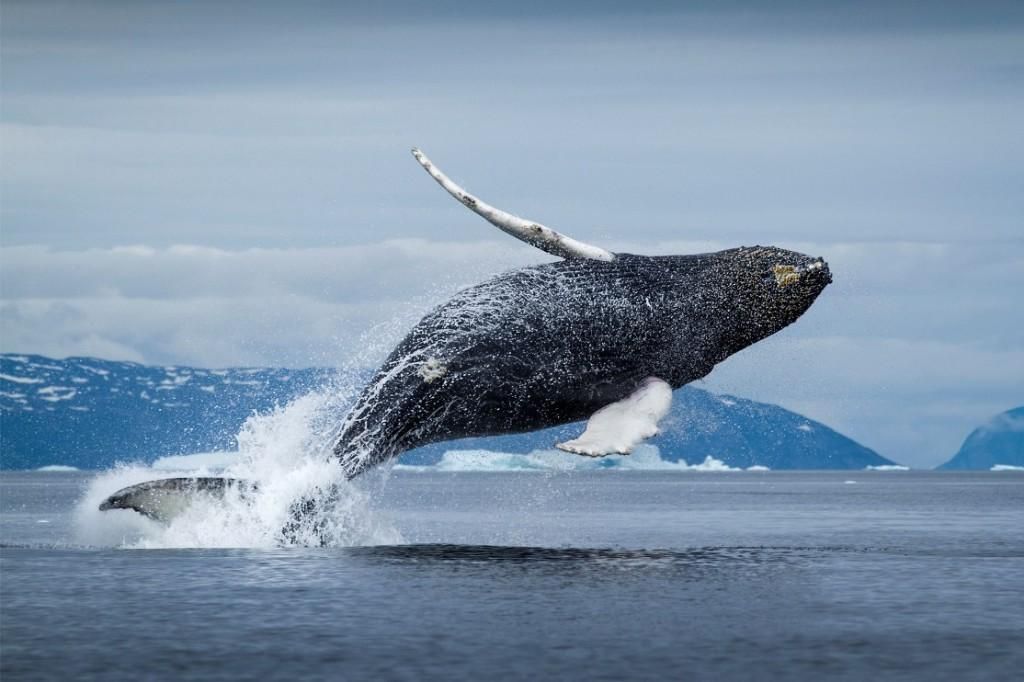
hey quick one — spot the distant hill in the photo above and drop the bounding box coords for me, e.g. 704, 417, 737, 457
0, 354, 332, 470
938, 407, 1024, 470
0, 353, 895, 470
404, 386, 894, 470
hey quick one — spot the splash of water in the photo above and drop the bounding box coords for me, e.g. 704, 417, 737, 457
71, 265, 515, 549
74, 388, 403, 549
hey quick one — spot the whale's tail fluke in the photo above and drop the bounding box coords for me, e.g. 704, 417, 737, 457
411, 147, 615, 262
99, 477, 257, 523
99, 477, 342, 545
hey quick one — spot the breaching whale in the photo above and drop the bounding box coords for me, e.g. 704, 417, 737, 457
101, 148, 831, 521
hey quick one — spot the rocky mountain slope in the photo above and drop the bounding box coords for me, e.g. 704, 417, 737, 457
939, 407, 1024, 470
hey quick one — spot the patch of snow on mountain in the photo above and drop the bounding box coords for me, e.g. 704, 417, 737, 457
37, 386, 77, 402
1, 373, 43, 384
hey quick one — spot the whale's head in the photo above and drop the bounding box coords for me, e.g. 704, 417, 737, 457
715, 245, 832, 344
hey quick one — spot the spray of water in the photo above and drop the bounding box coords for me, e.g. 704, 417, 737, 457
73, 387, 403, 549
72, 261, 521, 549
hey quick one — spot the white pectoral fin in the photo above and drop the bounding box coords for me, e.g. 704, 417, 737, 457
411, 148, 615, 262
556, 377, 673, 457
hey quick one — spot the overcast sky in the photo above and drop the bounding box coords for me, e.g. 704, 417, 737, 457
2, 1, 1022, 467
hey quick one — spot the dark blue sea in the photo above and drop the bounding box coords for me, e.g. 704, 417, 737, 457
2, 470, 1023, 680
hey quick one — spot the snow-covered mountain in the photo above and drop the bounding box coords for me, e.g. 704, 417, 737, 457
939, 407, 1024, 470
403, 386, 895, 470
0, 353, 896, 470
0, 354, 332, 470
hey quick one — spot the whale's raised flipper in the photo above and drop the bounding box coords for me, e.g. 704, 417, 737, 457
99, 477, 256, 523
556, 377, 672, 457
411, 148, 615, 262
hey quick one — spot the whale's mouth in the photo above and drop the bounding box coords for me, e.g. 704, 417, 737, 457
801, 259, 832, 286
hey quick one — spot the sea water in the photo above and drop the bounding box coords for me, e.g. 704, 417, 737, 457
2, 468, 1023, 680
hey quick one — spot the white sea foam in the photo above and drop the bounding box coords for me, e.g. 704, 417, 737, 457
74, 390, 403, 549
865, 465, 910, 471
396, 446, 750, 473
991, 464, 1024, 472
36, 465, 80, 472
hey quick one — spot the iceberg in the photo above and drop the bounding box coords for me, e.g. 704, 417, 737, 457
395, 445, 753, 473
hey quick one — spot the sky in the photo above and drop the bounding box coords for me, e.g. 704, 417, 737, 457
1, 0, 1022, 467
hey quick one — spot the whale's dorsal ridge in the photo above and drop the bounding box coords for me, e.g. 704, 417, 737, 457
411, 147, 615, 262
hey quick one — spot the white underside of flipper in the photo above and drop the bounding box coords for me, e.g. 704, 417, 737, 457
411, 148, 615, 262
556, 377, 673, 457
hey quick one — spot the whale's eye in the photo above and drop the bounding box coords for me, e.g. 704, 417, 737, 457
772, 264, 799, 288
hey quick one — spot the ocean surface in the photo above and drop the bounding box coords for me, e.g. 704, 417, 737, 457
2, 469, 1023, 680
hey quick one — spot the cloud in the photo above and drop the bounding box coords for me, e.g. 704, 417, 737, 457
0, 240, 539, 301
3, 4, 1022, 249
0, 240, 543, 367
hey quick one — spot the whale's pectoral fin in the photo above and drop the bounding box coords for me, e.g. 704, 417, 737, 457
556, 377, 672, 457
99, 477, 257, 523
411, 148, 615, 262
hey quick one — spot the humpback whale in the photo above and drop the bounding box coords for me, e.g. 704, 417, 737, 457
101, 149, 831, 521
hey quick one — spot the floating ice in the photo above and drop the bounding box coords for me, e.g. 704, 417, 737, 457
396, 446, 753, 473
